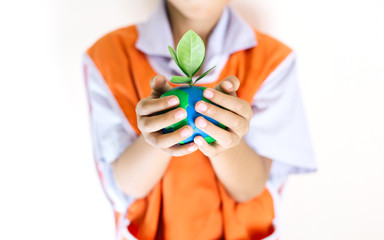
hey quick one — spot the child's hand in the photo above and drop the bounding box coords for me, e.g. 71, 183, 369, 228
136, 75, 198, 156
194, 76, 253, 158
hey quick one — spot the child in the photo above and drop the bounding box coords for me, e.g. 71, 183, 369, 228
83, 0, 316, 239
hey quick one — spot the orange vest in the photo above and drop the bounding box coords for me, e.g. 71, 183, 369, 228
87, 25, 291, 240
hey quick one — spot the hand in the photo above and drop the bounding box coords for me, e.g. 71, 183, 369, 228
193, 76, 253, 158
136, 75, 198, 156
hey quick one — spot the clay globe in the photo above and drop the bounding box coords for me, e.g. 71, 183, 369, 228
161, 86, 226, 144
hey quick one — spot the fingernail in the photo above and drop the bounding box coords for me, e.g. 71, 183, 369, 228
223, 81, 233, 89
203, 89, 214, 99
188, 145, 198, 152
153, 75, 163, 84
180, 127, 191, 137
175, 110, 186, 120
197, 118, 207, 128
195, 138, 204, 146
196, 102, 207, 112
168, 97, 179, 106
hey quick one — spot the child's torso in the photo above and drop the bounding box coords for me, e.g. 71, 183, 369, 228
87, 25, 291, 240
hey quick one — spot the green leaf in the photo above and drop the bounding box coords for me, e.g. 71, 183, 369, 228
176, 30, 205, 78
193, 54, 206, 77
170, 76, 192, 84
168, 46, 189, 76
168, 46, 180, 67
194, 66, 216, 84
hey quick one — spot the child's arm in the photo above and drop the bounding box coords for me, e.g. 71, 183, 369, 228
111, 75, 198, 199
193, 76, 272, 203
209, 140, 271, 203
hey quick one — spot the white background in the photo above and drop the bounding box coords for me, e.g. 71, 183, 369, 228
0, 0, 383, 239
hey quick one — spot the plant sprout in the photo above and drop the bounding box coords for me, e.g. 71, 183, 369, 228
168, 30, 216, 86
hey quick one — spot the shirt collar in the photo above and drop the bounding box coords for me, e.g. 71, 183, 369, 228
135, 0, 257, 58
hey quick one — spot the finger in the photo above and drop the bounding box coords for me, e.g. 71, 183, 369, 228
195, 101, 247, 131
214, 75, 240, 96
202, 88, 252, 119
136, 96, 179, 116
194, 135, 222, 157
139, 107, 187, 133
195, 116, 238, 148
146, 125, 194, 149
150, 75, 172, 98
167, 142, 199, 157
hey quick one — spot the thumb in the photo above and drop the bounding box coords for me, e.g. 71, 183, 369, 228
214, 75, 240, 96
150, 75, 172, 98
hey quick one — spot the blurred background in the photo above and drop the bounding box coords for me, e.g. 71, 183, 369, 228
0, 0, 383, 239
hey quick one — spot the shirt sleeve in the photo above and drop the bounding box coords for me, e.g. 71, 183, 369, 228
243, 52, 317, 185
83, 53, 138, 213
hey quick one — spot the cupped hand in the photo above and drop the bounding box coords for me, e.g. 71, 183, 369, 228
194, 76, 253, 158
136, 75, 198, 156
